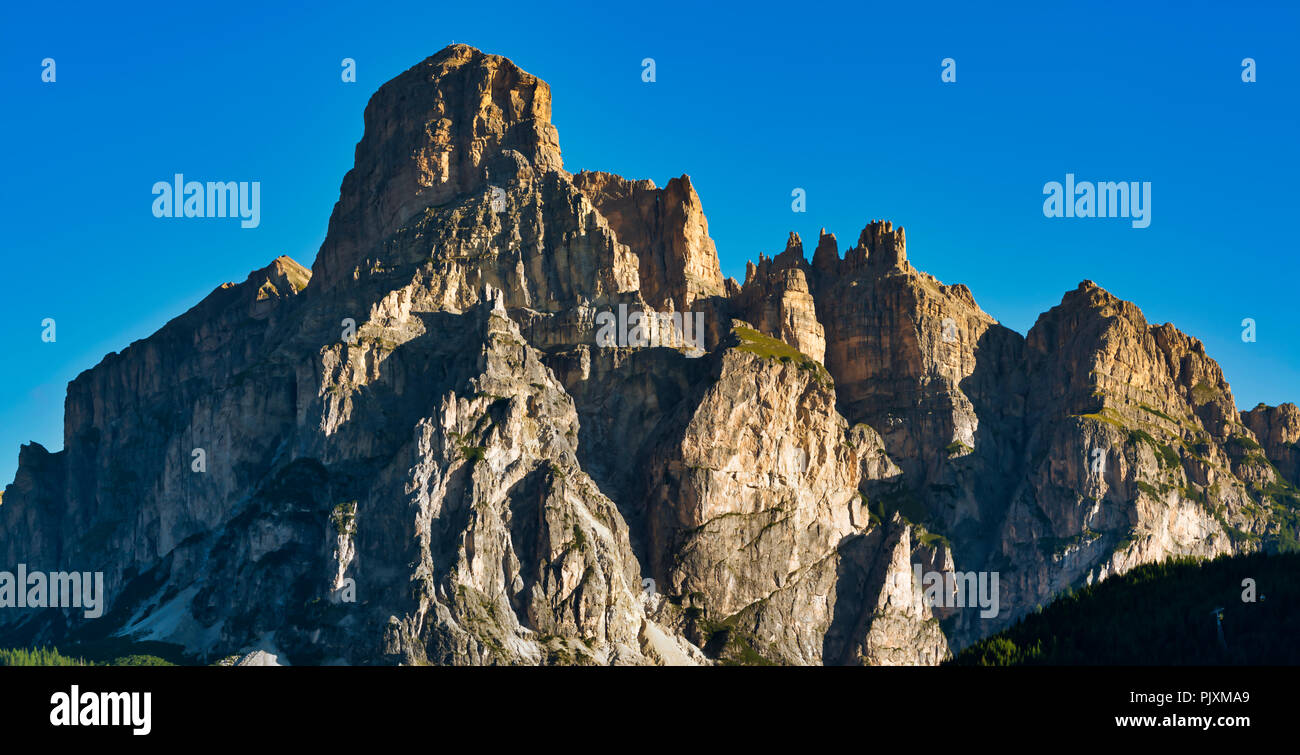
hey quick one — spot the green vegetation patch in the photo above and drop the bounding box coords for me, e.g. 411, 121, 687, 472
330, 501, 357, 536
1074, 408, 1126, 430
916, 527, 951, 551
697, 616, 776, 666
1, 643, 181, 667
1127, 428, 1181, 468
1190, 381, 1218, 406
944, 440, 974, 457
0, 647, 89, 666
733, 327, 831, 385
1137, 403, 1180, 425
1226, 435, 1263, 455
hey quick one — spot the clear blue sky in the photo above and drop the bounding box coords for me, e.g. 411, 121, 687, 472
3, 1, 1298, 486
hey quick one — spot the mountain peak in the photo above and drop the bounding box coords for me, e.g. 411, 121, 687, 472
4, 47, 1294, 670
310, 45, 564, 294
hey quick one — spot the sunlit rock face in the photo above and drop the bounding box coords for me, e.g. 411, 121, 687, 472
1, 45, 1294, 666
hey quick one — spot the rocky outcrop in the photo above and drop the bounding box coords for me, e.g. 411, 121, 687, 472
642, 326, 862, 617
312, 45, 565, 295
734, 233, 825, 364
1242, 402, 1300, 486
1, 45, 1295, 666
571, 171, 726, 310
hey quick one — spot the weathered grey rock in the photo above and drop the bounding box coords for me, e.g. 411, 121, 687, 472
1, 44, 1295, 667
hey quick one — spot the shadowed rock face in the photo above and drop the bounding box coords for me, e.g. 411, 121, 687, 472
1, 45, 1295, 666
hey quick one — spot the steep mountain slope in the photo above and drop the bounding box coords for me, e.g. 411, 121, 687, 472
952, 552, 1300, 665
1, 45, 1295, 665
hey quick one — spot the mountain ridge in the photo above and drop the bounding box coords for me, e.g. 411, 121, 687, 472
2, 44, 1296, 665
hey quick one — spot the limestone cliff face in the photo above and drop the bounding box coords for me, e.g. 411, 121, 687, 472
312, 45, 565, 295
1, 45, 1295, 666
982, 282, 1282, 645
735, 233, 825, 364
637, 327, 870, 665
0, 257, 311, 616
737, 227, 1296, 650
803, 223, 1028, 573
1242, 402, 1300, 486
571, 171, 726, 310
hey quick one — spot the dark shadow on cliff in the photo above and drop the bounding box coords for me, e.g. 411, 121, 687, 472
822, 525, 890, 665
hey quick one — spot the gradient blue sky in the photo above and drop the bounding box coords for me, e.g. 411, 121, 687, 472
3, 1, 1298, 486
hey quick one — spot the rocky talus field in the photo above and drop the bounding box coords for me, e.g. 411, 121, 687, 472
2, 45, 1297, 665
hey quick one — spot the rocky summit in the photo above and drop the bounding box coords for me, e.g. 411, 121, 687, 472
2, 45, 1297, 666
